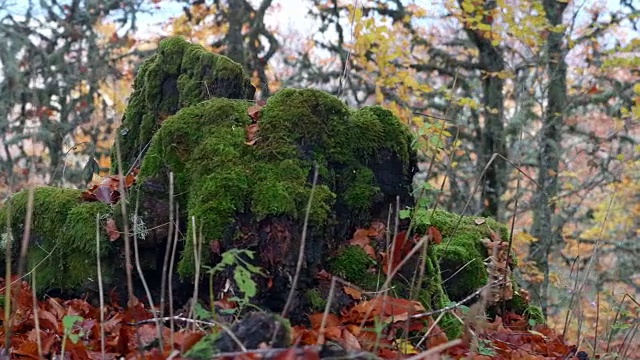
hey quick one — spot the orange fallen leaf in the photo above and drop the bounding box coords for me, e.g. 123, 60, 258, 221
343, 286, 362, 300
308, 313, 341, 330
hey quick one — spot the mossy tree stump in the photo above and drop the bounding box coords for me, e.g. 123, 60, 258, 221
0, 37, 537, 333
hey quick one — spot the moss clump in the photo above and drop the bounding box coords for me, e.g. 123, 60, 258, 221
524, 305, 545, 325
0, 187, 113, 291
351, 106, 412, 169
426, 210, 509, 301
306, 288, 327, 311
138, 86, 415, 278
329, 246, 376, 283
113, 36, 255, 173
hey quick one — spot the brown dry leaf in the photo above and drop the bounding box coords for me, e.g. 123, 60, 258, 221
341, 328, 362, 351
349, 228, 371, 247
308, 313, 341, 330
315, 269, 332, 281
343, 286, 362, 300
292, 326, 318, 345
45, 297, 65, 319
324, 326, 343, 342
425, 318, 449, 348
106, 218, 120, 241
13, 342, 40, 360
246, 123, 259, 145
37, 310, 60, 333
248, 104, 262, 121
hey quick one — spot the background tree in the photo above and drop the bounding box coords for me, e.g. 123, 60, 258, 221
0, 0, 143, 195
169, 0, 279, 97
284, 0, 640, 325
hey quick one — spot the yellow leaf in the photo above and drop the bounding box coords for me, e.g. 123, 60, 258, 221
395, 338, 419, 355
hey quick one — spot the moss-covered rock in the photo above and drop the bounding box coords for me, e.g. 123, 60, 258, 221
0, 187, 113, 291
113, 36, 255, 173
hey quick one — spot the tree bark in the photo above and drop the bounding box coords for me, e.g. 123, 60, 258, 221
226, 0, 246, 65
460, 0, 508, 220
529, 0, 568, 316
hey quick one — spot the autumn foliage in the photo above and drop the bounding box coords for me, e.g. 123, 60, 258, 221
0, 275, 594, 359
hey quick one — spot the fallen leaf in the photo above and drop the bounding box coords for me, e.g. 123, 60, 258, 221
246, 123, 260, 145
343, 286, 362, 300
428, 226, 442, 244
308, 313, 341, 330
247, 104, 262, 122
106, 218, 120, 241
340, 328, 362, 351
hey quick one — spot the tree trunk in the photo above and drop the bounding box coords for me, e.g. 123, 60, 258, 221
529, 0, 568, 316
460, 0, 508, 220
226, 0, 246, 65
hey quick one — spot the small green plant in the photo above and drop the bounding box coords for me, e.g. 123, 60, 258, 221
476, 338, 497, 356
400, 183, 440, 227
204, 249, 265, 317
60, 315, 85, 356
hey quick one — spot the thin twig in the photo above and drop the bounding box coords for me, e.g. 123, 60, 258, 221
3, 184, 13, 351
357, 234, 432, 331
96, 213, 106, 359
168, 203, 181, 346
115, 138, 134, 305
31, 270, 43, 360
409, 279, 505, 320
0, 241, 60, 293
317, 276, 337, 345
189, 216, 202, 331
405, 339, 462, 360
337, 0, 360, 97
17, 186, 34, 276
416, 311, 446, 348
438, 153, 545, 260
160, 171, 175, 350
133, 196, 163, 349
126, 140, 152, 176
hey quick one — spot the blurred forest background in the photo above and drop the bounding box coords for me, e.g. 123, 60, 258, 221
0, 0, 638, 351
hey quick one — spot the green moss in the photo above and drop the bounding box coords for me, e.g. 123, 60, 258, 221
523, 306, 545, 325
329, 246, 375, 283
306, 288, 327, 311
135, 85, 415, 279
113, 36, 255, 172
184, 332, 220, 360
0, 187, 113, 291
351, 106, 412, 169
342, 167, 381, 219
426, 210, 509, 301
439, 313, 462, 339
